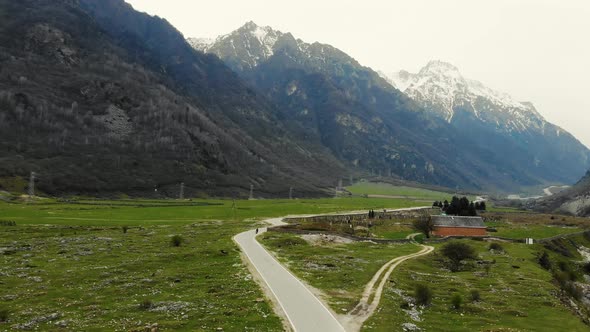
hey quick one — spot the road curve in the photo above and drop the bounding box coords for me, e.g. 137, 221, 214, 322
234, 223, 345, 332
233, 207, 431, 332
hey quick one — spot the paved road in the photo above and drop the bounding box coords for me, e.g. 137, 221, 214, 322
234, 221, 345, 332
234, 207, 431, 332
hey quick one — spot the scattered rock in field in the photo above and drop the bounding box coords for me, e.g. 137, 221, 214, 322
149, 301, 191, 313
301, 234, 353, 245
403, 306, 423, 322
54, 319, 70, 328
28, 276, 43, 283
578, 246, 590, 262
12, 313, 61, 330
1, 247, 17, 255
402, 322, 421, 331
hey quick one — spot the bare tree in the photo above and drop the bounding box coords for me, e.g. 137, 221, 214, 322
412, 214, 434, 238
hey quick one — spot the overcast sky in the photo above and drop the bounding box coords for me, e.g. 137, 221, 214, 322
126, 0, 590, 148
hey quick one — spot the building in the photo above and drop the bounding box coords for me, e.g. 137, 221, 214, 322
431, 215, 486, 237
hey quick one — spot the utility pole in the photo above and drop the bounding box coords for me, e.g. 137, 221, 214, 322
338, 179, 343, 190
28, 171, 35, 199
179, 182, 184, 200
349, 175, 353, 186
334, 185, 339, 198
289, 187, 293, 200
249, 184, 254, 200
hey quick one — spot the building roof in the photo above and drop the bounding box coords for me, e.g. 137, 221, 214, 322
431, 215, 485, 228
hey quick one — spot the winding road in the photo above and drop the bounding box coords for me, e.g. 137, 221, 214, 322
234, 217, 345, 332
233, 208, 433, 332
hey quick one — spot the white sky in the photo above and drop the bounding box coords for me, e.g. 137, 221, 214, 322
125, 0, 590, 148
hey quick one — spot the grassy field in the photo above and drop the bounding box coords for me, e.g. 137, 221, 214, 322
258, 232, 421, 313
0, 196, 426, 330
0, 197, 423, 226
363, 240, 589, 331
0, 220, 284, 331
483, 212, 588, 239
346, 182, 454, 201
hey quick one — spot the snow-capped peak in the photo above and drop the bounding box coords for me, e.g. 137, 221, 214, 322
380, 61, 545, 131
419, 60, 461, 77
187, 37, 214, 52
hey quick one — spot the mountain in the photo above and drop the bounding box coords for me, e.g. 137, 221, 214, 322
380, 61, 590, 186
0, 0, 345, 197
190, 23, 590, 192
533, 170, 590, 216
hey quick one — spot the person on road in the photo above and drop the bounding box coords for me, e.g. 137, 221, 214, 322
255, 228, 259, 234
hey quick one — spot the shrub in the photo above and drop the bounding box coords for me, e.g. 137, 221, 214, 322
563, 281, 583, 301
139, 299, 153, 310
451, 293, 462, 309
414, 284, 433, 306
0, 308, 8, 322
122, 226, 128, 234
488, 242, 504, 252
170, 235, 183, 247
399, 301, 410, 310
538, 251, 551, 270
470, 289, 481, 302
583, 262, 590, 274
441, 242, 477, 272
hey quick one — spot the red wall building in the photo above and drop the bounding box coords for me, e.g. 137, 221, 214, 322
431, 215, 487, 237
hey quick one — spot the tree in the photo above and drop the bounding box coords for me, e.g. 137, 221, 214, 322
468, 202, 477, 216
413, 216, 434, 238
432, 201, 439, 207
443, 200, 449, 211
479, 201, 486, 211
441, 241, 477, 272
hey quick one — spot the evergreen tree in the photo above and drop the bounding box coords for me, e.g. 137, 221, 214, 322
468, 202, 477, 216
480, 201, 487, 211
443, 200, 450, 211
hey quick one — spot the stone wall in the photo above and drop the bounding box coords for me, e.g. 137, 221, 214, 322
283, 207, 440, 224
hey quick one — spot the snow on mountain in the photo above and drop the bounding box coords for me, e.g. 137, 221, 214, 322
187, 37, 214, 52
187, 21, 362, 74
380, 60, 546, 132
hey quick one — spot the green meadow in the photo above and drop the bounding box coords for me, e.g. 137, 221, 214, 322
346, 182, 456, 201
0, 196, 424, 330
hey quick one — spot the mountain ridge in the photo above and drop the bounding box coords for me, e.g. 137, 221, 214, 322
188, 22, 590, 192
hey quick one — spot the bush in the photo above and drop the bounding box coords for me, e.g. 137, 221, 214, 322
470, 289, 481, 302
441, 242, 477, 272
563, 281, 583, 301
170, 235, 183, 247
122, 226, 128, 234
0, 308, 8, 322
451, 293, 462, 309
488, 242, 504, 252
414, 284, 433, 306
139, 299, 153, 310
583, 262, 590, 274
538, 251, 551, 270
